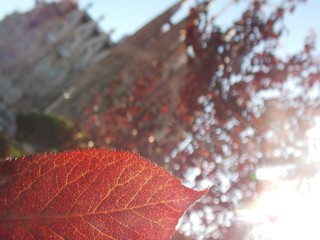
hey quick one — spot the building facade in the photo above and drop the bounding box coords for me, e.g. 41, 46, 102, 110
0, 0, 113, 111
51, 1, 187, 116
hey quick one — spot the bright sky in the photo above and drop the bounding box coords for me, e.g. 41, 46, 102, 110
0, 0, 178, 41
0, 0, 319, 53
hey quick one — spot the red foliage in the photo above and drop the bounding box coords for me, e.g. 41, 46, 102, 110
0, 149, 206, 239
79, 0, 320, 238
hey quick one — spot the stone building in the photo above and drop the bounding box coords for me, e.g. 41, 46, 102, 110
0, 0, 190, 144
0, 0, 190, 127
0, 0, 113, 111
49, 1, 188, 117
46, 1, 192, 153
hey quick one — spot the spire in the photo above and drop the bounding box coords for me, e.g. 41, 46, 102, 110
35, 0, 45, 7
127, 1, 184, 48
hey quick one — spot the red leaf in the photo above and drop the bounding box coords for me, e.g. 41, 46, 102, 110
0, 149, 206, 239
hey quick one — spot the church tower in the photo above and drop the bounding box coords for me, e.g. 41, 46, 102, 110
51, 1, 186, 116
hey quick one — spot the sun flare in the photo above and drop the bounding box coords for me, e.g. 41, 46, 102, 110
251, 177, 320, 240
237, 118, 320, 240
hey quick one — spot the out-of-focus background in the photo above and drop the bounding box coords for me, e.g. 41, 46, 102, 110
0, 0, 320, 239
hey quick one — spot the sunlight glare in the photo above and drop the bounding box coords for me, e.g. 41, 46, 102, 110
236, 116, 320, 239
237, 175, 320, 240
306, 117, 320, 163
